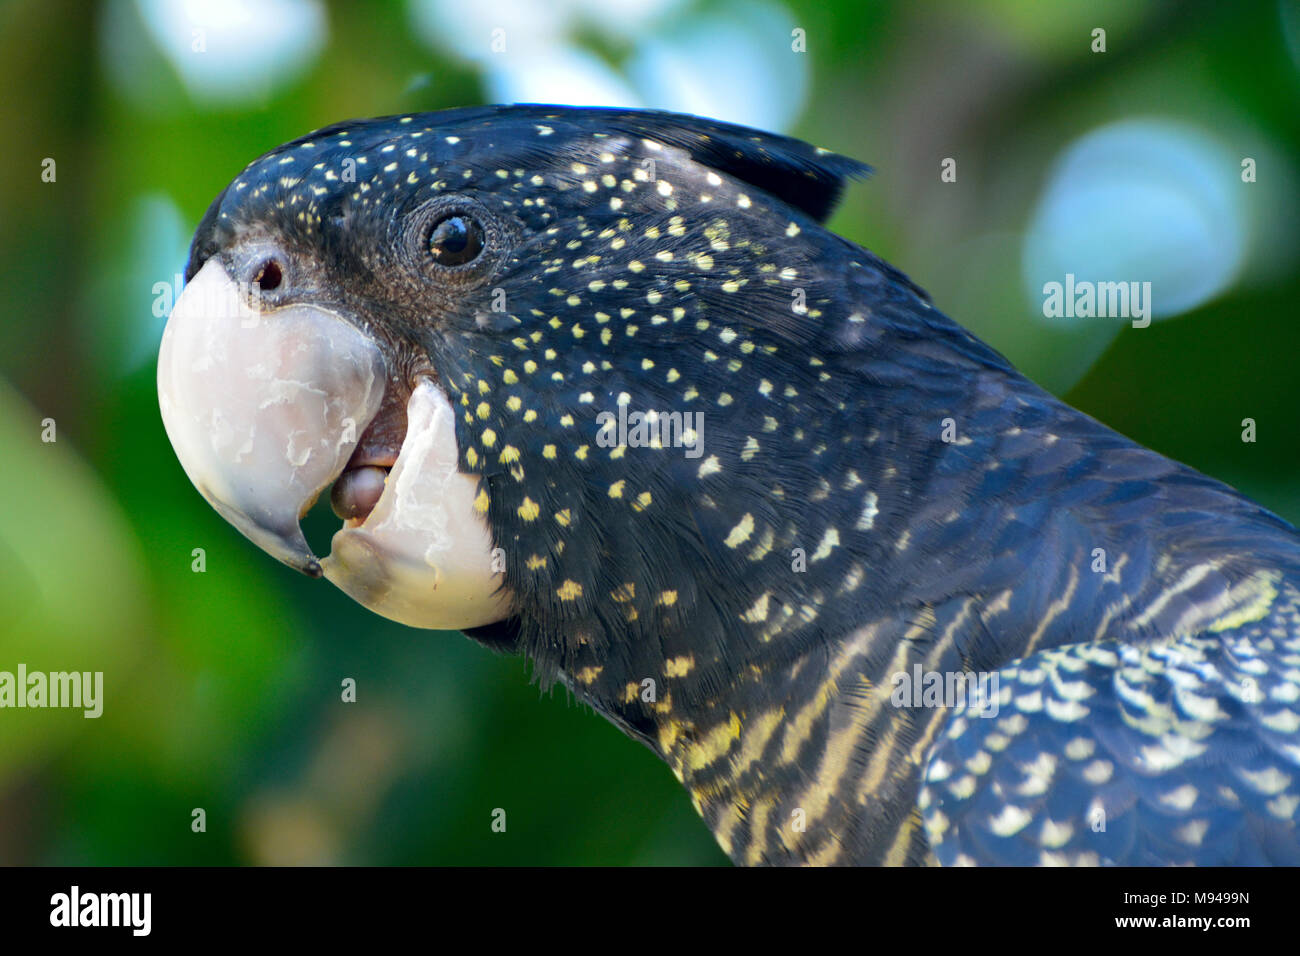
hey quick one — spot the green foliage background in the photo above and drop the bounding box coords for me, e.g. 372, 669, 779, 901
0, 0, 1296, 864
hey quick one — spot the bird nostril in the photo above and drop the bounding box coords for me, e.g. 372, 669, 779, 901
253, 259, 283, 291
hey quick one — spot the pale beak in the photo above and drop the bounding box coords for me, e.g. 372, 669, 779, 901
157, 259, 512, 630
157, 259, 386, 576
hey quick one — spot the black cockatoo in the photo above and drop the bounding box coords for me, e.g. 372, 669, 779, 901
158, 105, 1300, 865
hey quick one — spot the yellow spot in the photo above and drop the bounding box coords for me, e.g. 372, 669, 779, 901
499, 445, 520, 464
1209, 571, 1280, 632
725, 514, 755, 548
555, 509, 571, 527
557, 580, 583, 601
658, 590, 678, 607
576, 666, 602, 685
476, 402, 491, 419
684, 712, 742, 771
811, 527, 840, 562
609, 480, 626, 499
517, 497, 540, 521
748, 527, 775, 562
543, 444, 557, 459
666, 656, 695, 677
526, 554, 547, 571
481, 429, 497, 447
634, 491, 652, 511
698, 455, 722, 478
742, 593, 771, 623
473, 489, 491, 513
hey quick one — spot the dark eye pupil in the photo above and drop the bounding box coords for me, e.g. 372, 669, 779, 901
429, 215, 484, 265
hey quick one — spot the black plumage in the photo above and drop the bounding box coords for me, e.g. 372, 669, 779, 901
175, 105, 1300, 865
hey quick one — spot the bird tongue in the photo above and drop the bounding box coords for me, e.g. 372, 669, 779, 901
330, 376, 410, 523
331, 466, 389, 522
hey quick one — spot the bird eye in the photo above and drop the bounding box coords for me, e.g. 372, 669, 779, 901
428, 214, 484, 266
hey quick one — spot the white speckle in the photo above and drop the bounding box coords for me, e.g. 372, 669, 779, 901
855, 491, 879, 531
988, 804, 1033, 837
1174, 818, 1209, 846
1082, 759, 1114, 784
1159, 784, 1199, 811
1239, 765, 1292, 795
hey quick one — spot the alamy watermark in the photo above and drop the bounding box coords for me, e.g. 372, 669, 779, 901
596, 404, 705, 459
0, 664, 102, 718
50, 886, 150, 936
1042, 273, 1152, 328
890, 665, 1000, 717
152, 272, 266, 327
